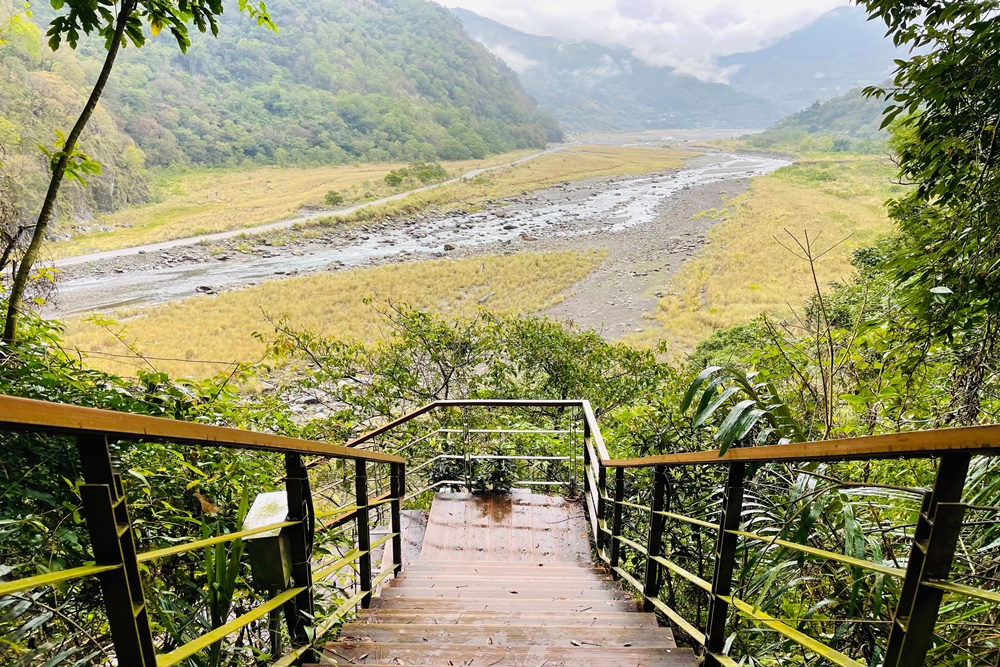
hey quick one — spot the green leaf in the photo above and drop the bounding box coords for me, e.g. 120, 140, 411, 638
714, 399, 758, 454
679, 366, 722, 412
692, 386, 742, 428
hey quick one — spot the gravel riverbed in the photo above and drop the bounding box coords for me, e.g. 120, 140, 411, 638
47, 149, 788, 338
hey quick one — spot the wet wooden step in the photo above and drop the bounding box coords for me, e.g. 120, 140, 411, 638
320, 642, 695, 666
389, 576, 614, 587
395, 571, 614, 582
420, 492, 591, 563
370, 596, 642, 612
407, 561, 604, 572
380, 586, 621, 600
339, 623, 678, 647
354, 609, 661, 627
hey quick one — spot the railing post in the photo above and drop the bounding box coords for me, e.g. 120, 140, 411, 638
597, 464, 608, 556
390, 462, 405, 576
582, 422, 596, 549
884, 453, 971, 667
282, 453, 315, 658
705, 462, 745, 667
75, 434, 156, 667
569, 417, 578, 497
642, 465, 668, 612
462, 409, 472, 491
610, 466, 625, 573
355, 458, 373, 608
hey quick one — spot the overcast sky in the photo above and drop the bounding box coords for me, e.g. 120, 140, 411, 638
448, 0, 852, 80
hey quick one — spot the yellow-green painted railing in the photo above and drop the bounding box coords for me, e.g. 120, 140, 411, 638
0, 394, 405, 667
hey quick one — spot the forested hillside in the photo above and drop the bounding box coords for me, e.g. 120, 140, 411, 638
0, 7, 150, 231
27, 0, 560, 168
740, 86, 889, 153
0, 0, 561, 234
452, 7, 781, 133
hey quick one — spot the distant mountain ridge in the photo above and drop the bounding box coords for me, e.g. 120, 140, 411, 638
451, 7, 781, 133
453, 5, 905, 132
721, 6, 905, 115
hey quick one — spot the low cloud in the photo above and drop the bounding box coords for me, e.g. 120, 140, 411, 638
451, 0, 850, 81
484, 43, 541, 74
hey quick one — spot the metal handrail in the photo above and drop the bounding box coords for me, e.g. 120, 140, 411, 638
605, 422, 1000, 467
9, 394, 1000, 667
0, 394, 404, 463
338, 400, 1000, 666
0, 393, 407, 667
591, 433, 1000, 667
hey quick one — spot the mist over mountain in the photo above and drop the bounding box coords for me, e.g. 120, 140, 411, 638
454, 4, 904, 132
452, 7, 781, 133
720, 6, 904, 115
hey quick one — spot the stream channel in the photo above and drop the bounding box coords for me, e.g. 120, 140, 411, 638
49, 152, 790, 317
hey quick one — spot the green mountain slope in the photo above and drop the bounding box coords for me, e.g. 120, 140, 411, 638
0, 7, 149, 229
15, 0, 560, 171
1, 0, 562, 231
452, 7, 781, 133
769, 88, 888, 137
742, 87, 889, 153
95, 0, 561, 167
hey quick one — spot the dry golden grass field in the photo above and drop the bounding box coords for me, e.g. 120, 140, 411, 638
65, 251, 606, 377
50, 145, 690, 257
641, 154, 902, 354
48, 152, 537, 258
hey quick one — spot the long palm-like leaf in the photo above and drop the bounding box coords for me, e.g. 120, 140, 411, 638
683, 367, 805, 455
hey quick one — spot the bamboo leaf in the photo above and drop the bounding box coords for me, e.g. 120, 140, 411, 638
680, 366, 723, 412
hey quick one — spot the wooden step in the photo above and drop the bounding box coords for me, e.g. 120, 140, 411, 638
314, 492, 694, 667
339, 623, 678, 647
389, 577, 614, 588
354, 609, 661, 627
394, 571, 614, 582
320, 642, 695, 666
403, 560, 607, 574
379, 586, 622, 600
371, 596, 642, 612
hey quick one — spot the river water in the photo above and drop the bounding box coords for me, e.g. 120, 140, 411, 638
50, 152, 789, 317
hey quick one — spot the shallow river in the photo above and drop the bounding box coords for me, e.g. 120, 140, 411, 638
50, 153, 789, 316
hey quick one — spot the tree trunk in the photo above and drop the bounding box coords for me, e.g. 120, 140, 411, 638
1, 0, 135, 343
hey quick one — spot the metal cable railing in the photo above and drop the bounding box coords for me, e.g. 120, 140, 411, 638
4, 395, 1000, 665
588, 426, 1000, 667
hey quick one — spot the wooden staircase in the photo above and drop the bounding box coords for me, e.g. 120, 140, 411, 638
309, 490, 696, 666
